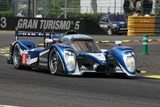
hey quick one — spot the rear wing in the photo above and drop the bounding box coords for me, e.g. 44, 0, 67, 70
15, 27, 77, 40
15, 27, 53, 47
15, 27, 64, 47
15, 27, 51, 40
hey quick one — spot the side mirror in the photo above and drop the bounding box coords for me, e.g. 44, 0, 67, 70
115, 41, 122, 46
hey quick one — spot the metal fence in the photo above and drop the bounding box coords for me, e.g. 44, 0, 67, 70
80, 6, 124, 14
13, 0, 51, 17
13, 0, 28, 16
0, 0, 13, 11
1, 0, 160, 17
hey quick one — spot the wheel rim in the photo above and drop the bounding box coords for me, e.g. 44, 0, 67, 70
13, 50, 20, 67
107, 29, 112, 35
49, 52, 58, 74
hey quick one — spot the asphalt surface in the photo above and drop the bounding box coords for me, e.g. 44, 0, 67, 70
0, 31, 160, 107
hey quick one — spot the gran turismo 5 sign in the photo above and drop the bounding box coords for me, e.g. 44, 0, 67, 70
0, 17, 80, 32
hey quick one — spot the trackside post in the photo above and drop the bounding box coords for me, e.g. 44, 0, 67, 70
142, 34, 148, 55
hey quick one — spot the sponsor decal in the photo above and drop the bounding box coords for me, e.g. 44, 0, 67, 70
39, 51, 48, 66
17, 19, 73, 30
39, 57, 48, 66
88, 53, 106, 61
39, 57, 47, 62
17, 19, 39, 29
0, 17, 80, 31
0, 17, 7, 28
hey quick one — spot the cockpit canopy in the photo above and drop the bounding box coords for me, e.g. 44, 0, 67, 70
59, 34, 101, 53
71, 39, 101, 53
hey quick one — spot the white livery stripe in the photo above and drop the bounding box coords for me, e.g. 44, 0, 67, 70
27, 57, 38, 65
39, 50, 49, 56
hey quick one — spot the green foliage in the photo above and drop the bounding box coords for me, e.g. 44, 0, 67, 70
0, 11, 13, 17
48, 0, 103, 22
50, 0, 80, 8
48, 7, 63, 18
0, 0, 13, 17
123, 13, 132, 19
66, 11, 81, 19
48, 9, 105, 23
80, 13, 105, 23
66, 11, 105, 23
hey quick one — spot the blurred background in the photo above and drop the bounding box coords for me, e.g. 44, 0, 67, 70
0, 0, 159, 20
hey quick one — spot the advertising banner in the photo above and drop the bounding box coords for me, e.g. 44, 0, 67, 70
0, 17, 106, 35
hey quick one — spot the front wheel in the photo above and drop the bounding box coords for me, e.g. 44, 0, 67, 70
48, 49, 65, 75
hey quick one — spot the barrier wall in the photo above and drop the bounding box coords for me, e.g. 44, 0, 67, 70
128, 16, 156, 36
0, 17, 106, 35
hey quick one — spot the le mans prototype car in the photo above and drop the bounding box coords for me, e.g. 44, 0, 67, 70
7, 30, 136, 76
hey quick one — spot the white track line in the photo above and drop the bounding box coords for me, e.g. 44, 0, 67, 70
0, 105, 21, 107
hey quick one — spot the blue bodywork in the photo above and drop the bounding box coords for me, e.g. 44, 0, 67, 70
7, 32, 136, 76
110, 46, 136, 76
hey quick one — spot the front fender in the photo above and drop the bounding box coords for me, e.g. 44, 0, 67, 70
110, 46, 136, 76
51, 44, 76, 74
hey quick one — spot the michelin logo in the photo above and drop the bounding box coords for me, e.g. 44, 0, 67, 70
17, 19, 80, 30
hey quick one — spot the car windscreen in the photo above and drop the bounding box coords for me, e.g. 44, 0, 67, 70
71, 39, 101, 53
109, 15, 126, 21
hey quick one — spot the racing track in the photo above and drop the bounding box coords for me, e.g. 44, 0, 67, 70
0, 31, 160, 107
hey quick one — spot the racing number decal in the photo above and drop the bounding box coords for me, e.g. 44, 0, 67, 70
74, 21, 80, 30
0, 17, 7, 28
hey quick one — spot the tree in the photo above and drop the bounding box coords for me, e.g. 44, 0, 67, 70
123, 0, 130, 13
142, 0, 153, 14
91, 0, 97, 13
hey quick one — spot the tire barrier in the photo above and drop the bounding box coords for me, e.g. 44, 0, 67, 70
128, 16, 155, 36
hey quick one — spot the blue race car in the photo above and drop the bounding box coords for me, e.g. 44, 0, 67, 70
7, 30, 136, 76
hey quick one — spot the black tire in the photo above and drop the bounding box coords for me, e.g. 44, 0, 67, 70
12, 46, 22, 69
107, 28, 113, 35
48, 49, 65, 75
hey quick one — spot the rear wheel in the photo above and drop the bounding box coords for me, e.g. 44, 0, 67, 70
48, 49, 65, 75
13, 46, 22, 69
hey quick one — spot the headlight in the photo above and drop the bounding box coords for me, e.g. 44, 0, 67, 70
64, 51, 76, 71
123, 53, 135, 72
113, 24, 118, 28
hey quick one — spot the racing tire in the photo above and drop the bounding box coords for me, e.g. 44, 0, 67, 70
12, 46, 22, 69
107, 28, 113, 35
48, 49, 66, 75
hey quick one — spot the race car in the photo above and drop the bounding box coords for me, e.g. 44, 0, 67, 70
7, 30, 136, 76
